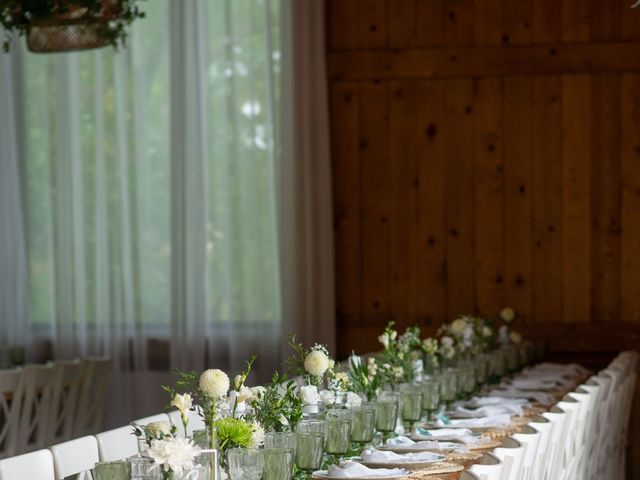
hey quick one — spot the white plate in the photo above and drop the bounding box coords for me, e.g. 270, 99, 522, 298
311, 471, 409, 480
353, 452, 446, 467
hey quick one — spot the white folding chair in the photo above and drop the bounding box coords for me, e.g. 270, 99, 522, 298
95, 426, 139, 462
542, 406, 569, 480
528, 415, 554, 480
555, 396, 581, 480
460, 472, 482, 480
74, 357, 111, 437
0, 449, 55, 480
48, 360, 84, 444
512, 425, 541, 480
467, 452, 504, 480
50, 435, 99, 480
0, 369, 23, 458
492, 437, 524, 480
17, 364, 56, 452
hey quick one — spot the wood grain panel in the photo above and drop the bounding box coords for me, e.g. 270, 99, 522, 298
590, 75, 621, 324
533, 0, 562, 43
561, 0, 591, 42
388, 0, 446, 48
501, 0, 533, 45
417, 80, 447, 328
561, 75, 591, 324
532, 76, 563, 323
358, 0, 388, 49
620, 74, 640, 323
358, 82, 390, 327
473, 77, 504, 315
444, 79, 476, 317
445, 0, 475, 46
503, 77, 533, 323
328, 42, 640, 81
330, 83, 361, 324
326, 0, 359, 51
474, 0, 502, 45
389, 81, 419, 329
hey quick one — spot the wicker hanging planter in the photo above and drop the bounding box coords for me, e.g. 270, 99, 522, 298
26, 0, 121, 52
1, 0, 145, 53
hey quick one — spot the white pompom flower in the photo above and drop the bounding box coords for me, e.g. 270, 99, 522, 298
509, 331, 522, 345
199, 369, 230, 399
451, 318, 467, 335
304, 350, 330, 377
146, 421, 172, 439
500, 307, 516, 323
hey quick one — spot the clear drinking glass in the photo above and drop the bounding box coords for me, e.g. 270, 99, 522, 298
295, 432, 324, 472
440, 368, 458, 409
264, 432, 297, 451
375, 392, 399, 439
263, 448, 295, 480
421, 378, 440, 421
399, 385, 423, 430
228, 448, 264, 480
474, 354, 489, 386
325, 409, 352, 458
461, 363, 476, 399
94, 461, 131, 480
505, 346, 518, 373
349, 403, 376, 446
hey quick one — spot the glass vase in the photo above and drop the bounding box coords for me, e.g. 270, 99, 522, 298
227, 448, 264, 480
263, 448, 295, 480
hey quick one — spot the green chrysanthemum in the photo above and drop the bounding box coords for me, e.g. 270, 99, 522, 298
214, 417, 254, 452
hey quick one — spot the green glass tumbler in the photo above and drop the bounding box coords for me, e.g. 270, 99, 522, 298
325, 409, 352, 456
295, 432, 324, 472
350, 403, 376, 445
375, 392, 399, 439
399, 386, 423, 431
421, 379, 440, 421
263, 448, 295, 480
94, 461, 131, 480
440, 368, 458, 409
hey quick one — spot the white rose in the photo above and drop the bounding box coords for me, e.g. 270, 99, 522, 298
199, 369, 230, 399
304, 350, 330, 377
345, 392, 363, 408
171, 393, 193, 418
146, 421, 172, 439
451, 318, 466, 335
501, 307, 516, 323
236, 386, 253, 403
148, 437, 201, 475
299, 385, 321, 405
251, 422, 265, 447
441, 336, 454, 348
390, 330, 398, 341
510, 331, 522, 345
320, 389, 336, 405
482, 326, 492, 338
378, 333, 390, 349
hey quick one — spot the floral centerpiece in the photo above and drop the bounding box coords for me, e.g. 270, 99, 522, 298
249, 372, 303, 432
348, 355, 382, 401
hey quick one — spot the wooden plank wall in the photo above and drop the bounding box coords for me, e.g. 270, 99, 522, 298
327, 2, 640, 476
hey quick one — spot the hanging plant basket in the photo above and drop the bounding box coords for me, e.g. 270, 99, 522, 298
26, 0, 121, 52
1, 0, 145, 53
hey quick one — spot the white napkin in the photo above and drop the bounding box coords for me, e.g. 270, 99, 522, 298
434, 414, 511, 429
452, 403, 523, 418
413, 427, 473, 440
487, 388, 556, 406
508, 378, 560, 391
464, 396, 529, 408
361, 449, 441, 463
324, 461, 406, 478
385, 435, 467, 453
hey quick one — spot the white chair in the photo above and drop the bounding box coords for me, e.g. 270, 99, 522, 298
47, 360, 84, 444
132, 413, 170, 427
492, 437, 524, 480
74, 357, 111, 437
555, 396, 581, 480
0, 369, 23, 458
95, 426, 139, 462
467, 452, 504, 480
0, 449, 55, 480
50, 435, 99, 480
460, 472, 482, 480
542, 406, 569, 480
511, 425, 541, 480
528, 415, 554, 480
17, 364, 56, 452
168, 408, 205, 437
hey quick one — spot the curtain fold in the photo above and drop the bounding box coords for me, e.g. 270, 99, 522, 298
279, 0, 336, 355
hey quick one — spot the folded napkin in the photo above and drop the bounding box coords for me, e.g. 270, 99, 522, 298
361, 449, 442, 463
412, 427, 485, 447
465, 396, 529, 408
434, 414, 512, 429
386, 435, 467, 453
487, 388, 556, 406
324, 461, 407, 478
508, 378, 561, 391
452, 403, 523, 418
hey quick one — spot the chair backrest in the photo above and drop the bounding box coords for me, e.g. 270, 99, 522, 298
0, 369, 23, 458
492, 437, 524, 480
468, 453, 504, 480
17, 364, 56, 452
95, 425, 139, 462
460, 472, 482, 480
168, 408, 205, 437
512, 425, 541, 480
50, 435, 99, 480
47, 360, 84, 445
528, 415, 554, 480
0, 449, 55, 480
74, 357, 111, 437
132, 413, 170, 427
